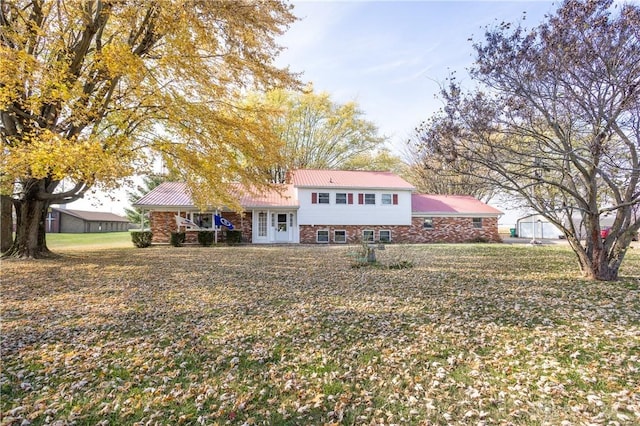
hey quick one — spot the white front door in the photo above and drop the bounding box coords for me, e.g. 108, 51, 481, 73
253, 210, 297, 243
275, 213, 289, 242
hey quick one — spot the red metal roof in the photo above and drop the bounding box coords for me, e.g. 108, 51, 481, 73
238, 184, 298, 208
134, 182, 298, 209
411, 194, 502, 216
134, 182, 193, 207
135, 174, 501, 216
292, 169, 415, 190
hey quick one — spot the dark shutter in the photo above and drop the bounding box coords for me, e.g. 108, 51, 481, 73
348, 193, 353, 204
311, 192, 317, 204
358, 193, 364, 204
393, 194, 398, 205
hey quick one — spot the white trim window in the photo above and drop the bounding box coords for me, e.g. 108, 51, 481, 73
257, 212, 268, 237
335, 193, 347, 204
334, 230, 347, 243
364, 193, 375, 205
379, 230, 391, 242
317, 230, 329, 243
381, 194, 392, 205
362, 230, 374, 242
318, 193, 330, 204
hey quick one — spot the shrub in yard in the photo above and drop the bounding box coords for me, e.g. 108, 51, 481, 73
130, 231, 152, 248
225, 230, 242, 245
170, 231, 186, 247
468, 236, 489, 243
197, 231, 215, 246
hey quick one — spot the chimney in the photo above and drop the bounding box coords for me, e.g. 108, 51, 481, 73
284, 169, 293, 184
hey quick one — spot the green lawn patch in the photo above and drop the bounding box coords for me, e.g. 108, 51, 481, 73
46, 232, 133, 249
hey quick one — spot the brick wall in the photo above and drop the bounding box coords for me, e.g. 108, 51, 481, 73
149, 211, 176, 243
404, 216, 501, 243
300, 216, 501, 244
150, 211, 500, 244
222, 212, 253, 243
149, 211, 253, 244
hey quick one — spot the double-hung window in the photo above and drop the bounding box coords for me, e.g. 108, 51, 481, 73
318, 193, 330, 204
364, 194, 375, 205
379, 230, 391, 242
334, 230, 347, 243
317, 230, 329, 243
335, 193, 347, 204
362, 230, 374, 242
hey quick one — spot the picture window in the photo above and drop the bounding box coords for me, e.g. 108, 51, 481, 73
192, 213, 213, 229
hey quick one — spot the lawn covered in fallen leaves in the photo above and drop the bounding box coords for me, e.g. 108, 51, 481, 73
2, 244, 639, 425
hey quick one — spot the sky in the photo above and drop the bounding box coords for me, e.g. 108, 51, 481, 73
275, 0, 558, 154
74, 0, 562, 223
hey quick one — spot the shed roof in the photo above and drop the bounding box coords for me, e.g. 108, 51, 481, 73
52, 208, 130, 222
292, 169, 414, 190
411, 194, 502, 216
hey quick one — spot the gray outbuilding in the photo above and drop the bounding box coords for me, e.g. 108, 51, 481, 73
46, 207, 130, 233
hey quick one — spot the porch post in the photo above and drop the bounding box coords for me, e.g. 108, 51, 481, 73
214, 209, 218, 244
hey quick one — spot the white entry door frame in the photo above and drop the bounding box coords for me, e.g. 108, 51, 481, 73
252, 210, 298, 243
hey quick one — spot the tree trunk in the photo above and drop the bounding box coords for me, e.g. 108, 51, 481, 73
570, 232, 621, 281
2, 198, 52, 258
0, 195, 13, 254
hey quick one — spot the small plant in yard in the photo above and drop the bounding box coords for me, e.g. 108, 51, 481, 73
349, 238, 379, 267
130, 230, 152, 248
350, 242, 416, 270
169, 231, 186, 247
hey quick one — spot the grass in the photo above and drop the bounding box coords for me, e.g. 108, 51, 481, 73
1, 243, 639, 425
45, 231, 133, 249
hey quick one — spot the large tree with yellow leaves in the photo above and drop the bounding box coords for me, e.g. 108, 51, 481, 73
0, 0, 299, 258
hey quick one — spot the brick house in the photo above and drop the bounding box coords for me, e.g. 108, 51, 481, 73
133, 169, 502, 244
